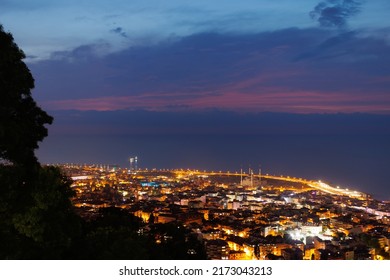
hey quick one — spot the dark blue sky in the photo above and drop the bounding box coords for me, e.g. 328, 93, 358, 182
1, 1, 390, 199
2, 0, 389, 113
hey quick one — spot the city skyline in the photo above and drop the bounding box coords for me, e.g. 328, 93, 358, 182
61, 163, 390, 260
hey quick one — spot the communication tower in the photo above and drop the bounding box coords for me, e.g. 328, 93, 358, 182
129, 156, 138, 172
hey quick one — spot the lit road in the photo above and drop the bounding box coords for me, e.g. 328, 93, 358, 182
170, 169, 366, 200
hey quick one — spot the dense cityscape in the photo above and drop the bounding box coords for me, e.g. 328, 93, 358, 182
58, 161, 390, 260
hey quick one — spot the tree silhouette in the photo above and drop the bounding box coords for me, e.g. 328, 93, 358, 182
0, 25, 52, 167
0, 25, 80, 259
79, 207, 148, 259
0, 164, 82, 259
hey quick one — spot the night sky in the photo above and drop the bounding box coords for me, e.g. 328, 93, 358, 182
2, 1, 390, 199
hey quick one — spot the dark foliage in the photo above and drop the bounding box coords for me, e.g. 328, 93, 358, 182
0, 25, 53, 167
0, 165, 82, 259
76, 208, 207, 260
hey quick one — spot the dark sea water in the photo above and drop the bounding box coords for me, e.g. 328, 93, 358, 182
37, 134, 390, 201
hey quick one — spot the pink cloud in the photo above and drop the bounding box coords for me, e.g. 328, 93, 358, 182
44, 86, 390, 114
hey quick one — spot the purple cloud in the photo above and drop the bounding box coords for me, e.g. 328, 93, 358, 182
29, 28, 390, 114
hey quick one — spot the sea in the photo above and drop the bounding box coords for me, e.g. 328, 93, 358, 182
37, 134, 390, 201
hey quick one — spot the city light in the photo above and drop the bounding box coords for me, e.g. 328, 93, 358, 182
62, 164, 389, 260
